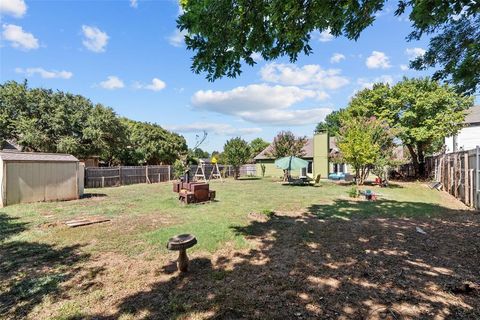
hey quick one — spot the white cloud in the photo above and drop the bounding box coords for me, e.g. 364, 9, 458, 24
356, 75, 394, 90
250, 52, 263, 62
260, 63, 349, 90
312, 28, 334, 42
400, 64, 409, 71
99, 76, 124, 90
405, 47, 426, 59
15, 67, 73, 79
237, 108, 333, 126
330, 53, 345, 64
168, 29, 186, 47
145, 78, 166, 91
168, 123, 262, 136
81, 25, 108, 53
365, 51, 391, 69
191, 84, 332, 125
134, 78, 167, 91
0, 0, 27, 18
193, 84, 317, 112
130, 0, 138, 8
1, 24, 38, 50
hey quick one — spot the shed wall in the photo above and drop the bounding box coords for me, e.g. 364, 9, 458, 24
5, 162, 79, 206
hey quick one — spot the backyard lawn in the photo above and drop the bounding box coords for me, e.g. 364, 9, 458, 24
1, 178, 479, 319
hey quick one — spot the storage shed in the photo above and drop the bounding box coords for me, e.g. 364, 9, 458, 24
0, 151, 84, 207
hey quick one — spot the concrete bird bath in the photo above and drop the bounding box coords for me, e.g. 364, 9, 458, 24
167, 234, 197, 272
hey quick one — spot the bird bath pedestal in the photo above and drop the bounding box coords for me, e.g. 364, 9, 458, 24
167, 234, 197, 272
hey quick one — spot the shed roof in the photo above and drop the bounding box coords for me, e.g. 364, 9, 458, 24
0, 151, 79, 162
465, 106, 480, 125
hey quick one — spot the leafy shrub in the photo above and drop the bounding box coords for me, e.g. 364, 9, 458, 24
348, 187, 359, 198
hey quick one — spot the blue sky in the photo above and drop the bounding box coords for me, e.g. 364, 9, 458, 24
0, 0, 442, 152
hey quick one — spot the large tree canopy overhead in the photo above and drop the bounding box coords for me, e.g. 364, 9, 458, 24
178, 0, 479, 93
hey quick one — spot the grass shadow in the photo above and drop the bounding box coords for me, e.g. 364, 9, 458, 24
81, 193, 108, 199
0, 212, 89, 319
73, 200, 479, 319
236, 176, 262, 181
307, 199, 466, 219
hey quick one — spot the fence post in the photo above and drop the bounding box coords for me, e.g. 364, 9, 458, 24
146, 166, 150, 184
465, 153, 469, 205
168, 165, 171, 181
101, 176, 105, 188
119, 166, 122, 186
476, 146, 480, 210
470, 169, 474, 208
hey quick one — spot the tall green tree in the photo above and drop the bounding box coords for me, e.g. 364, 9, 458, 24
249, 137, 269, 159
337, 116, 396, 185
0, 80, 27, 143
122, 119, 188, 165
348, 78, 473, 176
267, 131, 307, 158
178, 0, 479, 93
0, 81, 188, 166
83, 105, 128, 165
315, 109, 345, 136
191, 148, 210, 159
223, 137, 251, 179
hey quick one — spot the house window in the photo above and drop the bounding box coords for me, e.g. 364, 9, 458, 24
333, 163, 346, 173
301, 161, 313, 177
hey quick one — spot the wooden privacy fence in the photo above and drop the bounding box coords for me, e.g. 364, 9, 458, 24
85, 164, 257, 188
85, 165, 171, 188
422, 147, 480, 210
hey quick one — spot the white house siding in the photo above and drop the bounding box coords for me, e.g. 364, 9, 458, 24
446, 126, 480, 153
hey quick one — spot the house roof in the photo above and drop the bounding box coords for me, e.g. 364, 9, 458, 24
465, 106, 480, 125
254, 136, 338, 160
1, 140, 21, 151
0, 151, 79, 162
254, 138, 313, 160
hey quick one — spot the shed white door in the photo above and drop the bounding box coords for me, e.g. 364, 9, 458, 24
6, 162, 78, 205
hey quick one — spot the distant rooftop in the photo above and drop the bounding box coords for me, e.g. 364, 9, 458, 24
0, 151, 78, 162
254, 136, 338, 160
465, 105, 480, 125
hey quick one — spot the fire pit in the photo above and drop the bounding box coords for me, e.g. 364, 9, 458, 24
173, 172, 216, 204
167, 234, 197, 272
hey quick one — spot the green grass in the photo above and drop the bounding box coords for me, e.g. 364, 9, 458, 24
1, 178, 471, 320
1, 178, 460, 256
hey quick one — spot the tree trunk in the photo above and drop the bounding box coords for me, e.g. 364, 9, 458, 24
234, 166, 240, 179
417, 144, 426, 178
406, 144, 419, 176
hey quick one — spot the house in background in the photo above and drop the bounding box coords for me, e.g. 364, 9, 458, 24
445, 106, 480, 153
254, 132, 349, 179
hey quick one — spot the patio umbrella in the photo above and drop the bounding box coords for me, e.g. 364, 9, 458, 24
274, 156, 309, 171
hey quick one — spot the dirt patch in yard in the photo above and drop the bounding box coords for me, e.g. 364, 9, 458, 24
27, 207, 479, 320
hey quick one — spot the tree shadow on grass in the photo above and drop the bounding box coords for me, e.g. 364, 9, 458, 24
64, 203, 479, 319
0, 212, 89, 319
307, 199, 469, 219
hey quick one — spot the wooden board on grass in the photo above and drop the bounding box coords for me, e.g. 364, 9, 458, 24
65, 217, 110, 228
